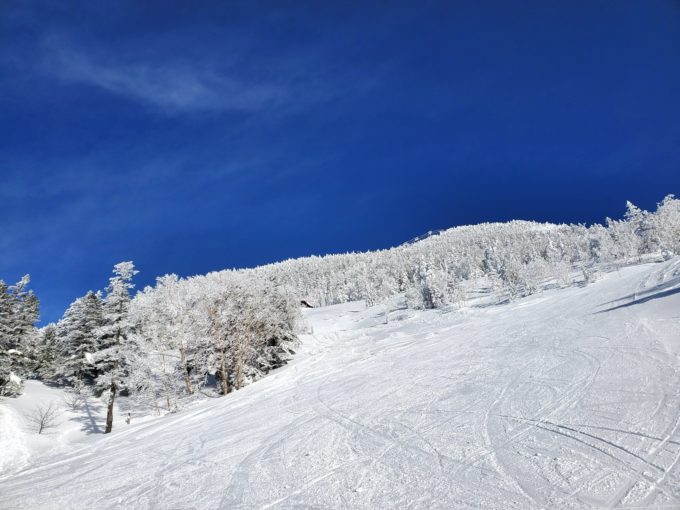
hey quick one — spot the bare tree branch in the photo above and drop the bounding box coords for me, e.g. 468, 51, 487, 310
63, 391, 86, 411
25, 402, 60, 434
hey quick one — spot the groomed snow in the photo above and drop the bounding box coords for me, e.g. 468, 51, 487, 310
2, 259, 680, 509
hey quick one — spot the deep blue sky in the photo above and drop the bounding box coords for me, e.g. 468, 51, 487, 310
1, 1, 679, 323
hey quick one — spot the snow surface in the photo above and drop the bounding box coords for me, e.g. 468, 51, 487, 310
2, 259, 680, 509
0, 381, 136, 477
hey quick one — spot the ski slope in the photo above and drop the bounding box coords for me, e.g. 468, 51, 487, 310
2, 259, 680, 509
0, 380, 146, 478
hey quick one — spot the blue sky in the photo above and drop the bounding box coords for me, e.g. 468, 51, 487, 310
1, 1, 679, 323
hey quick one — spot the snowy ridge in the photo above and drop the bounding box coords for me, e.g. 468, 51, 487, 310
2, 258, 680, 509
247, 197, 680, 310
401, 228, 446, 246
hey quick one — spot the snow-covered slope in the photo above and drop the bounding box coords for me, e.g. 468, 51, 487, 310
0, 381, 137, 477
2, 259, 680, 509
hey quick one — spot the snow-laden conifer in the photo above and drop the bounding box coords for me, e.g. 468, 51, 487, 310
94, 262, 138, 433
56, 291, 103, 385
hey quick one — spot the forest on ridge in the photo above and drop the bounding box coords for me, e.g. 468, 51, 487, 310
1, 195, 679, 431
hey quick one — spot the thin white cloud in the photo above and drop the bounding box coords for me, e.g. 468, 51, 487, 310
32, 30, 383, 117
43, 41, 287, 114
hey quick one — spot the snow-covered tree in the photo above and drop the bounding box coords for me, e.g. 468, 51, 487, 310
653, 195, 680, 257
57, 291, 103, 385
13, 194, 679, 415
95, 262, 138, 433
33, 324, 62, 381
0, 281, 15, 394
244, 197, 680, 310
0, 276, 40, 397
624, 200, 657, 256
202, 277, 299, 394
127, 277, 190, 413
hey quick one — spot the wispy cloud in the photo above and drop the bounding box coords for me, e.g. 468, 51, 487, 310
43, 39, 288, 114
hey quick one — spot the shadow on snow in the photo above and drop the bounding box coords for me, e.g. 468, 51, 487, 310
596, 284, 680, 313
68, 397, 104, 434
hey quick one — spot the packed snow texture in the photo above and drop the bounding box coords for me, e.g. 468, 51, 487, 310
0, 380, 133, 475
2, 259, 680, 509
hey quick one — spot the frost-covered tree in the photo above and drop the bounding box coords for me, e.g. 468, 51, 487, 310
9, 277, 40, 349
127, 277, 189, 412
0, 281, 16, 394
202, 277, 299, 394
57, 291, 103, 385
127, 273, 224, 411
95, 262, 138, 433
18, 195, 679, 415
120, 269, 299, 408
624, 200, 658, 256
33, 324, 62, 380
406, 258, 447, 309
243, 196, 680, 310
146, 275, 201, 395
0, 276, 40, 396
653, 195, 680, 257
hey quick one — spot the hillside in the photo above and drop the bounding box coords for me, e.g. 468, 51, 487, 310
1, 258, 679, 509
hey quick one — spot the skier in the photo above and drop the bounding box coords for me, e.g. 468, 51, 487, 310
125, 412, 131, 425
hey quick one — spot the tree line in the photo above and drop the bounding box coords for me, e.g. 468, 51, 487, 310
0, 263, 300, 433
1, 195, 678, 431
250, 195, 680, 309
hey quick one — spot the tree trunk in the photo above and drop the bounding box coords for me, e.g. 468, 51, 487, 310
219, 347, 231, 395
159, 353, 172, 411
234, 363, 243, 390
234, 349, 244, 390
179, 345, 193, 394
105, 383, 116, 433
162, 379, 171, 410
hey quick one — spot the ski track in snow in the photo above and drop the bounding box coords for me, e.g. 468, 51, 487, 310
2, 260, 680, 509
